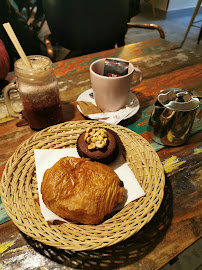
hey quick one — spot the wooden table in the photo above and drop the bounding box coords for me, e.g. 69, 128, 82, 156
0, 39, 201, 269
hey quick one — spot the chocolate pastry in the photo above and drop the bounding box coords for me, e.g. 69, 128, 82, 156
41, 156, 125, 225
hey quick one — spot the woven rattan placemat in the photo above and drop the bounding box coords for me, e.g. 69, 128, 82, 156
0, 120, 165, 251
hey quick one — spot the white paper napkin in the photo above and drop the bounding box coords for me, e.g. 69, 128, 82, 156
34, 148, 145, 223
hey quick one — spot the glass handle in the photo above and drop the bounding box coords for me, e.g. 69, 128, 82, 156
3, 82, 21, 118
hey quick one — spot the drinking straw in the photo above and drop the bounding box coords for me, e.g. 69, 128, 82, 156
3, 22, 32, 69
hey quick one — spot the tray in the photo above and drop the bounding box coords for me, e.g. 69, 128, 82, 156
0, 120, 165, 251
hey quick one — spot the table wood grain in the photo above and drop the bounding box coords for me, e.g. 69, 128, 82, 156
0, 39, 201, 270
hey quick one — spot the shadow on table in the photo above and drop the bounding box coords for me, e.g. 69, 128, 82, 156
62, 102, 76, 122
22, 175, 173, 269
120, 90, 157, 126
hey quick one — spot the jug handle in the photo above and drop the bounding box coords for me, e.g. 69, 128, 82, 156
3, 82, 22, 118
189, 90, 202, 122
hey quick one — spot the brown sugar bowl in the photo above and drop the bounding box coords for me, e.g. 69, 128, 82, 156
76, 127, 123, 164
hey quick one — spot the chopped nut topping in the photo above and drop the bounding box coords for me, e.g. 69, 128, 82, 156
91, 136, 98, 143
95, 140, 106, 149
88, 143, 96, 150
84, 132, 89, 141
98, 135, 103, 141
84, 128, 108, 150
89, 129, 96, 135
86, 136, 92, 143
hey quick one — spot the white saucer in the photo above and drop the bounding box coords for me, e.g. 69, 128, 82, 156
77, 88, 140, 121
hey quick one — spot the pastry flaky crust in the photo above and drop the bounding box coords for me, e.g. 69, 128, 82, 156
41, 156, 125, 225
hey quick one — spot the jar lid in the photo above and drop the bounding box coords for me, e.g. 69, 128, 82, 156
158, 88, 200, 111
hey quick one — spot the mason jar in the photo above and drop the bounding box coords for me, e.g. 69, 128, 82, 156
3, 55, 63, 130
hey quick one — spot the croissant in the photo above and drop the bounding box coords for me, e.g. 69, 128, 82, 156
41, 156, 125, 225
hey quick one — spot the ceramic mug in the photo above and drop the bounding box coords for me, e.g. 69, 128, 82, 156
90, 58, 142, 112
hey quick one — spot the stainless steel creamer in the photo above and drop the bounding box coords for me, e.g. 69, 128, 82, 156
147, 88, 200, 146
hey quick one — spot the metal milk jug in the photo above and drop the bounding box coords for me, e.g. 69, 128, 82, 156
147, 88, 200, 146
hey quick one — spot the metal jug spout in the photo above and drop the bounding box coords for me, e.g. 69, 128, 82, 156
149, 100, 164, 125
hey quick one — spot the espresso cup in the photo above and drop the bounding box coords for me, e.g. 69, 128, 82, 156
90, 58, 142, 112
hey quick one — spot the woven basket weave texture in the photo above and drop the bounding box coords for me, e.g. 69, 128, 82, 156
0, 120, 165, 251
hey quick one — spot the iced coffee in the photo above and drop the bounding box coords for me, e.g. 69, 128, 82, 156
5, 55, 63, 130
